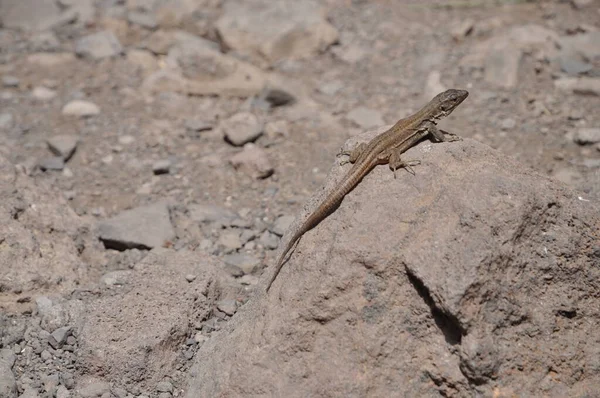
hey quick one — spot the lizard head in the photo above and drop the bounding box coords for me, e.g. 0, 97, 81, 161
432, 89, 469, 119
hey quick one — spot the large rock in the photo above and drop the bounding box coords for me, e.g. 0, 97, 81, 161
185, 128, 600, 397
76, 249, 224, 389
0, 155, 100, 300
141, 32, 270, 97
96, 202, 176, 250
216, 0, 339, 63
75, 31, 123, 60
461, 24, 559, 88
0, 0, 67, 31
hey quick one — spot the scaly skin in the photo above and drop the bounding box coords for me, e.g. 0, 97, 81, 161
266, 89, 469, 292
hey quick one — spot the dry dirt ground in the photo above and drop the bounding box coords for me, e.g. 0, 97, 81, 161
0, 0, 599, 397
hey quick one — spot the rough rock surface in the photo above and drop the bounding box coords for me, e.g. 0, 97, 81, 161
0, 154, 99, 297
216, 0, 339, 63
96, 202, 176, 250
76, 249, 226, 390
185, 132, 600, 397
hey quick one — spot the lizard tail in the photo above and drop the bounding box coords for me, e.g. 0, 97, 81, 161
265, 228, 304, 292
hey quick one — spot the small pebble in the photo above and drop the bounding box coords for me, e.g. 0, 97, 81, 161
39, 157, 65, 171
574, 128, 600, 145
32, 86, 57, 101
41, 349, 52, 361
0, 113, 14, 129
2, 76, 20, 87
216, 299, 237, 316
271, 215, 295, 236
62, 100, 100, 117
118, 135, 135, 145
222, 112, 263, 146
500, 118, 516, 130
153, 159, 171, 175
185, 119, 213, 132
156, 381, 173, 393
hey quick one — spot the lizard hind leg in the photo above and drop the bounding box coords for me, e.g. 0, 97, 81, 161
388, 148, 421, 178
338, 142, 367, 165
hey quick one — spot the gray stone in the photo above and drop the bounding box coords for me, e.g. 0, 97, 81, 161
128, 11, 158, 29
29, 32, 61, 52
97, 202, 176, 250
558, 32, 600, 62
18, 387, 39, 398
554, 77, 600, 96
318, 81, 343, 96
75, 31, 123, 60
64, 0, 95, 25
574, 128, 600, 145
77, 250, 221, 392
259, 230, 279, 250
100, 270, 132, 286
217, 231, 243, 251
185, 119, 213, 133
222, 253, 260, 275
0, 0, 62, 31
38, 157, 65, 171
49, 326, 72, 349
229, 144, 274, 179
0, 113, 14, 130
451, 19, 474, 41
223, 262, 245, 277
261, 88, 295, 107
222, 112, 263, 146
188, 204, 238, 225
118, 135, 136, 145
152, 159, 171, 175
151, 0, 198, 27
185, 135, 600, 397
35, 296, 69, 331
61, 100, 100, 117
0, 348, 17, 398
500, 118, 516, 131
271, 215, 295, 236
571, 0, 593, 7
78, 381, 111, 398
56, 385, 70, 398
142, 32, 267, 97
112, 387, 127, 398
0, 316, 26, 347
230, 217, 252, 229
216, 0, 338, 62
47, 135, 79, 161
42, 374, 59, 393
560, 57, 593, 76
40, 349, 52, 361
264, 120, 289, 139
32, 86, 57, 101
346, 107, 384, 129
156, 381, 173, 393
2, 76, 20, 88
484, 40, 521, 88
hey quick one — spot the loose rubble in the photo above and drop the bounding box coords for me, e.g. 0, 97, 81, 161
0, 0, 599, 397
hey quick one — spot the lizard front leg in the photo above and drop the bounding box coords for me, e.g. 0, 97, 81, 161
387, 148, 421, 178
428, 123, 461, 142
338, 142, 367, 165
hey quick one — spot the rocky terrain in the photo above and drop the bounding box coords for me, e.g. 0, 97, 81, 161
0, 0, 599, 397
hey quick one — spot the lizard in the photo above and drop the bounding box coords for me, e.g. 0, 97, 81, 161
266, 89, 469, 292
